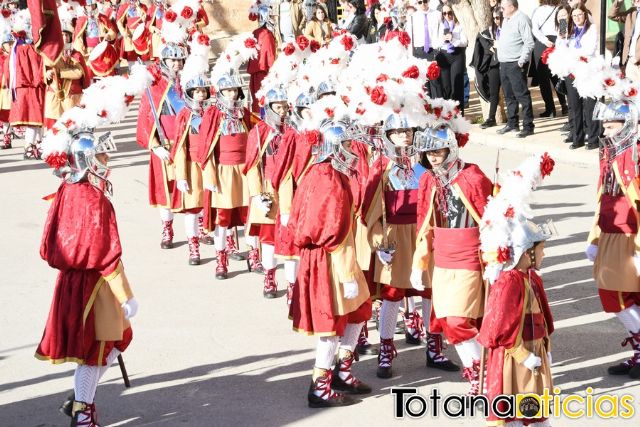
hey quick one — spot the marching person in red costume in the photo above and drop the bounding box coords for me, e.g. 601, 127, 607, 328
247, 1, 277, 114
148, 0, 167, 59
44, 23, 90, 129
288, 115, 372, 408
478, 153, 556, 427
35, 62, 150, 427
8, 11, 45, 160
244, 83, 290, 297
169, 32, 212, 266
73, 0, 118, 58
412, 117, 492, 394
0, 31, 13, 149
586, 100, 640, 379
116, 0, 149, 62
198, 33, 259, 279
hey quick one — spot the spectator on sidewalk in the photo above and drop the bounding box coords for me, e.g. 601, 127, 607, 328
405, 0, 442, 96
304, 5, 333, 44
555, 4, 573, 136
274, 0, 306, 46
532, 0, 567, 118
365, 2, 384, 43
563, 4, 600, 150
609, 0, 640, 82
496, 0, 535, 138
473, 7, 503, 129
339, 0, 368, 43
435, 5, 467, 114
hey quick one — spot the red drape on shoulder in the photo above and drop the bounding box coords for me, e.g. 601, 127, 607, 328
40, 182, 122, 277
360, 156, 389, 226
195, 105, 223, 167
247, 26, 276, 74
196, 7, 209, 27
136, 66, 169, 149
350, 140, 370, 212
271, 127, 298, 190
71, 51, 91, 89
530, 270, 555, 336
29, 0, 63, 65
243, 120, 272, 175
11, 44, 45, 88
291, 137, 313, 182
170, 108, 192, 160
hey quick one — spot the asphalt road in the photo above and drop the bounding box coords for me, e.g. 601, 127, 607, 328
1, 102, 639, 426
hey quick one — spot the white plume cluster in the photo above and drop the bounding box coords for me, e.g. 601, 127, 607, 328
160, 0, 200, 45
41, 63, 153, 165
479, 153, 555, 276
180, 31, 211, 90
210, 32, 258, 89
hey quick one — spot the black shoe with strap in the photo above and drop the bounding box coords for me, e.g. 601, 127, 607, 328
308, 368, 358, 408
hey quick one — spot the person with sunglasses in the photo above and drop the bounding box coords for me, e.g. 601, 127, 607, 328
435, 6, 468, 114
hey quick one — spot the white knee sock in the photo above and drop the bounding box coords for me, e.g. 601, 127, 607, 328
261, 243, 277, 269
214, 225, 228, 251
284, 259, 298, 283
380, 299, 402, 340
616, 305, 640, 333
97, 349, 121, 380
184, 213, 198, 238
315, 336, 339, 370
24, 126, 36, 146
340, 322, 364, 352
422, 297, 431, 332
454, 337, 482, 368
245, 234, 258, 249
159, 208, 174, 222
74, 364, 101, 404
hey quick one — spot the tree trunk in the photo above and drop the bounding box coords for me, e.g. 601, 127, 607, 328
449, 0, 506, 123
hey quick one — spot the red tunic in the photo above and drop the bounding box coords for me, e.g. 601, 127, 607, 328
478, 270, 554, 424
136, 68, 180, 208
288, 162, 354, 335
36, 182, 133, 366
272, 128, 300, 257
7, 43, 45, 126
0, 52, 9, 122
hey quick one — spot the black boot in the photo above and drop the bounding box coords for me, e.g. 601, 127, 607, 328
376, 338, 397, 379
308, 368, 357, 408
426, 333, 460, 372
332, 349, 372, 394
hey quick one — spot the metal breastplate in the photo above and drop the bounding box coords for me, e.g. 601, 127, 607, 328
388, 164, 419, 190
439, 185, 469, 229
602, 169, 622, 196
161, 84, 186, 116
87, 19, 99, 37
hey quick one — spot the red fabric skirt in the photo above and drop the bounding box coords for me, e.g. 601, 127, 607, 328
259, 224, 275, 245
35, 270, 133, 366
291, 246, 347, 335
10, 86, 44, 126
599, 289, 640, 313
148, 154, 177, 208
0, 109, 9, 122
201, 191, 248, 232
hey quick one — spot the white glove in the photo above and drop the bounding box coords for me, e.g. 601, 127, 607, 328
152, 147, 170, 161
121, 298, 139, 320
177, 180, 190, 193
205, 184, 218, 193
343, 280, 359, 299
547, 352, 552, 365
484, 263, 502, 285
523, 353, 542, 372
585, 244, 598, 262
410, 268, 425, 291
376, 249, 393, 265
633, 255, 640, 276
280, 213, 290, 227
257, 198, 272, 214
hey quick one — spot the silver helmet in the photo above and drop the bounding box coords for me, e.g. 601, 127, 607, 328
184, 74, 212, 114
255, 4, 275, 30
382, 113, 416, 166
313, 118, 359, 176
317, 79, 336, 99
414, 123, 460, 174
263, 84, 289, 130
160, 43, 187, 78
58, 130, 117, 189
504, 220, 555, 271
215, 68, 245, 110
290, 88, 316, 129
593, 100, 638, 156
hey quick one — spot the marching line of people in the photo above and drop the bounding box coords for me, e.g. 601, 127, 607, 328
23, 1, 640, 427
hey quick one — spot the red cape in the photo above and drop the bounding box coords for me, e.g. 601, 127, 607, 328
243, 120, 277, 175
247, 26, 276, 74
136, 65, 171, 149
271, 127, 299, 190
